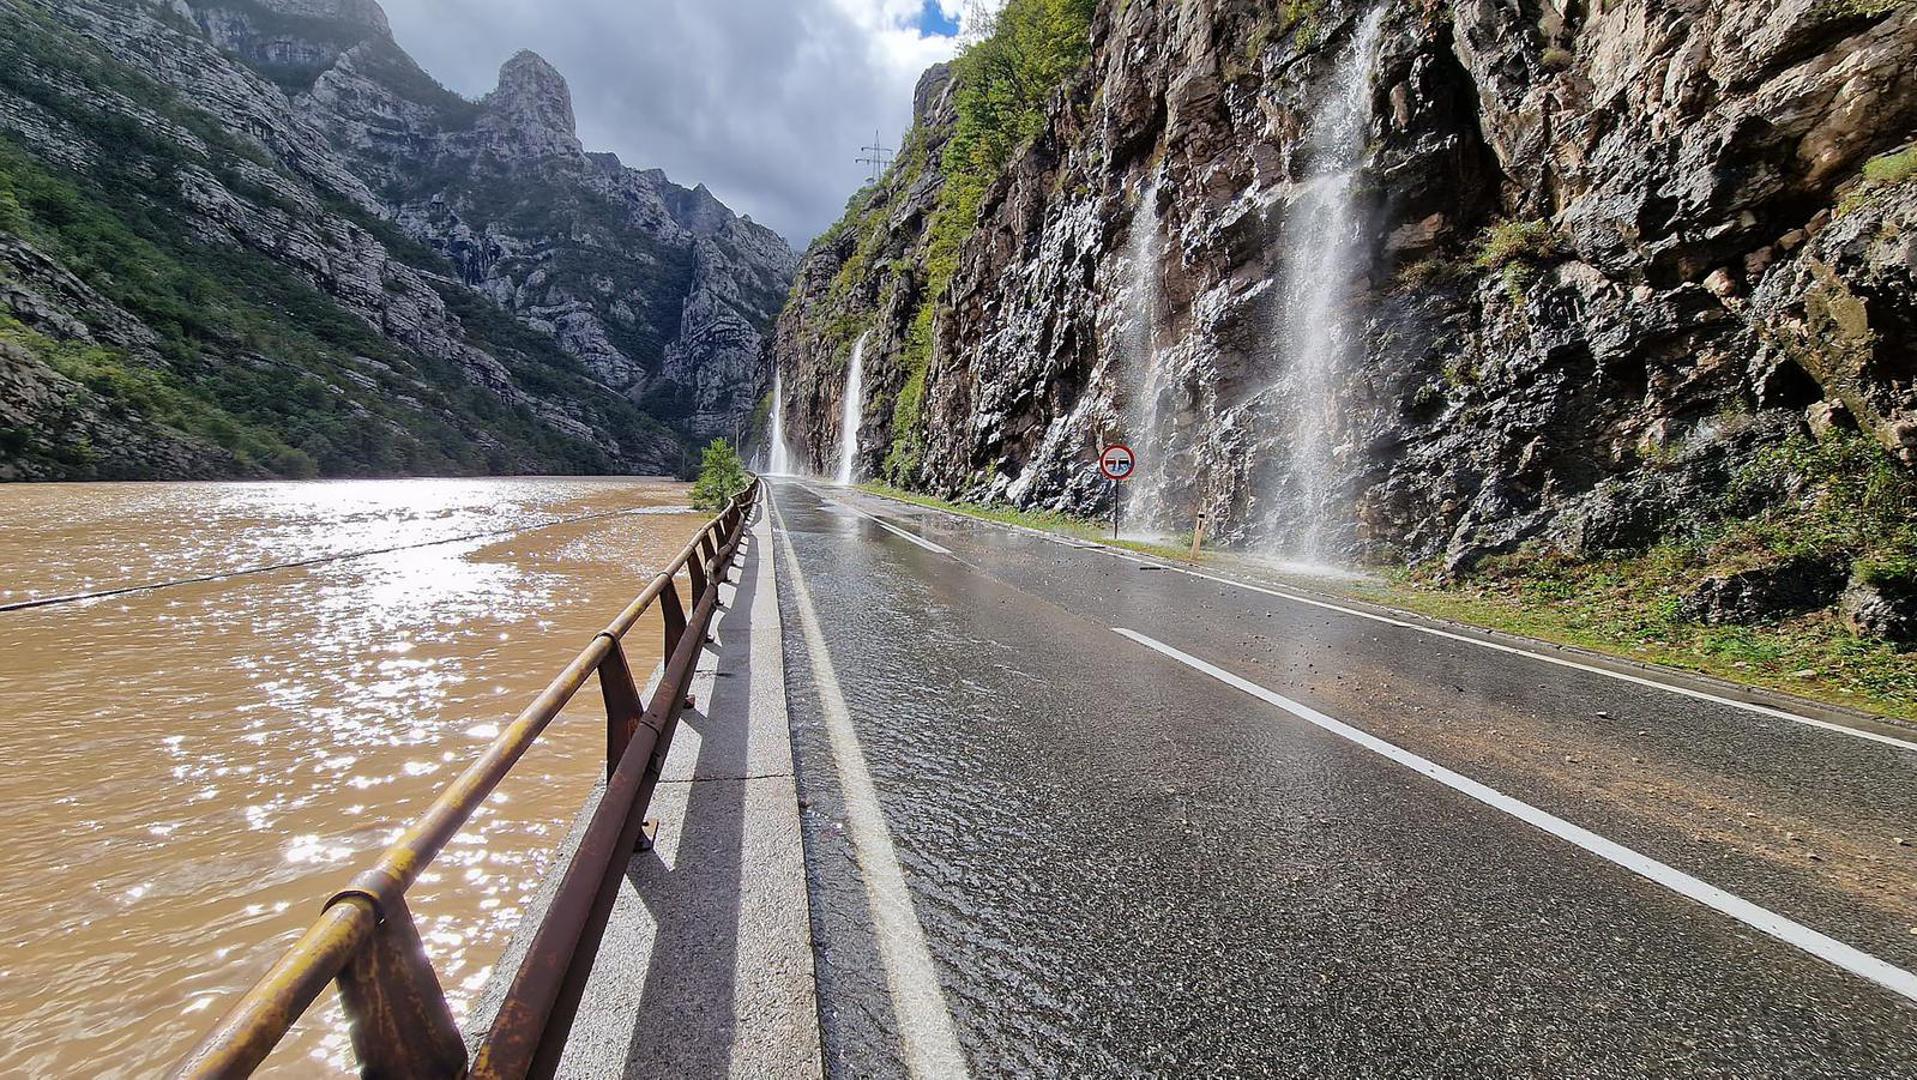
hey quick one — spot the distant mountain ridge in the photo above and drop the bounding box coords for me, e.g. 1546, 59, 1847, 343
0, 0, 794, 480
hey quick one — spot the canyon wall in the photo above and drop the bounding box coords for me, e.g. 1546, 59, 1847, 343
774, 0, 1915, 579
0, 0, 794, 479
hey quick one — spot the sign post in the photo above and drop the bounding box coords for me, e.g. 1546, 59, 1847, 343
1098, 443, 1135, 539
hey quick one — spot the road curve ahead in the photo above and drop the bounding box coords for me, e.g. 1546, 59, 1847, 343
766, 478, 1917, 1079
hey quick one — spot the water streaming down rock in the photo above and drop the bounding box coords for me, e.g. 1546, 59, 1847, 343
1263, 8, 1386, 564
836, 331, 870, 485
1119, 176, 1171, 538
768, 367, 794, 475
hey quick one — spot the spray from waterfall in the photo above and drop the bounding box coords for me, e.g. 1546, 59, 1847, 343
1121, 176, 1169, 538
768, 367, 793, 475
1266, 8, 1385, 564
836, 331, 869, 485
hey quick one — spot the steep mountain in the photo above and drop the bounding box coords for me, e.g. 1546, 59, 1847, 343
0, 0, 794, 480
773, 0, 1917, 639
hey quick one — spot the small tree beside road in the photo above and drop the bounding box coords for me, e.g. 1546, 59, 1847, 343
690, 438, 748, 512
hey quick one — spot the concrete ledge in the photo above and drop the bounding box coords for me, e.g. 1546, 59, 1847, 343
466, 509, 820, 1078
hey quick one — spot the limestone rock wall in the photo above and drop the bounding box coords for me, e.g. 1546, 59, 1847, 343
775, 0, 1917, 572
0, 0, 794, 479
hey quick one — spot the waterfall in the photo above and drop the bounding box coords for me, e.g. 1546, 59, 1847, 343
1121, 176, 1170, 538
768, 367, 793, 475
836, 331, 869, 485
1265, 8, 1385, 564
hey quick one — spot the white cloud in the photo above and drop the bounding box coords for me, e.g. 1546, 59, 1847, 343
377, 0, 996, 247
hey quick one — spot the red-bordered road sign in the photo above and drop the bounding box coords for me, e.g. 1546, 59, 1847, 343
1099, 443, 1136, 481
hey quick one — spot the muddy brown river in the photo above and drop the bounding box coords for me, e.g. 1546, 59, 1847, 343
0, 477, 706, 1077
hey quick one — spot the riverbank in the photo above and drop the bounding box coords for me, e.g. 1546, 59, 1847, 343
856, 483, 1917, 725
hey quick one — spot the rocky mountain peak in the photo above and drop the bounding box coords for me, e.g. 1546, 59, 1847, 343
479, 49, 582, 158
666, 182, 732, 236
245, 0, 392, 35
912, 62, 953, 129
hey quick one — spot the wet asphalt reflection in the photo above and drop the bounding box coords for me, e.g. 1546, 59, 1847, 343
769, 480, 1917, 1079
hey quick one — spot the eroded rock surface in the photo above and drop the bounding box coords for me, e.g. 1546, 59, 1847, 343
0, 0, 794, 478
774, 0, 1916, 597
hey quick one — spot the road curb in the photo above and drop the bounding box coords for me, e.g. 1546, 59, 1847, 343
465, 502, 823, 1077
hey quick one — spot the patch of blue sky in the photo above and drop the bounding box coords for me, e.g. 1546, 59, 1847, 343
916, 0, 960, 36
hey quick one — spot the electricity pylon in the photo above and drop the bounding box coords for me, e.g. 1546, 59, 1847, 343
857, 130, 895, 185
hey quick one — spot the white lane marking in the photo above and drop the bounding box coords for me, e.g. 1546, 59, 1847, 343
1152, 563, 1917, 754
1114, 627, 1917, 1007
807, 486, 955, 556
771, 499, 970, 1077
862, 489, 1917, 754
871, 517, 953, 556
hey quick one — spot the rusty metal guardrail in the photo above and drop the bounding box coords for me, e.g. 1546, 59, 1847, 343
174, 477, 762, 1080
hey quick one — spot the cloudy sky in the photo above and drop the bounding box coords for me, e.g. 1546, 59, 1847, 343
379, 0, 994, 246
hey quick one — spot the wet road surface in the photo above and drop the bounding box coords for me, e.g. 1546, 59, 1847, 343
767, 478, 1917, 1078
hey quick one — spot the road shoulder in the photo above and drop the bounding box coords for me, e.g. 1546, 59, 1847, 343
844, 483, 1917, 747
465, 508, 822, 1079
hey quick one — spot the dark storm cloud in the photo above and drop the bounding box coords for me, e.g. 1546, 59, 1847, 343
379, 0, 974, 246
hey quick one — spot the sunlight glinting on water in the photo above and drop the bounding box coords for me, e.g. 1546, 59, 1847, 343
0, 478, 704, 1077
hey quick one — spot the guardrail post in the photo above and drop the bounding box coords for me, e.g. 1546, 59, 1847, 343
687, 544, 709, 602
333, 894, 466, 1080
660, 579, 688, 664
698, 529, 718, 577
597, 637, 642, 779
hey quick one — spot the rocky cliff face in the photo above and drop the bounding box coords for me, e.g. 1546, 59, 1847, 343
770, 62, 957, 483
0, 0, 793, 480
774, 0, 1916, 582
267, 15, 798, 444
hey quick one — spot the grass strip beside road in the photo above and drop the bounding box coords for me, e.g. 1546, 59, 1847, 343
855, 483, 1917, 724
856, 482, 1195, 563
1358, 569, 1917, 724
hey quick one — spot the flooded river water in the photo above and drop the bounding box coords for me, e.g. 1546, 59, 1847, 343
0, 477, 706, 1076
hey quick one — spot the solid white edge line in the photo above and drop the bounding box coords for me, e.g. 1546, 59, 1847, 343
1113, 627, 1917, 1007
1158, 563, 1917, 754
857, 486, 1916, 755
771, 497, 971, 1078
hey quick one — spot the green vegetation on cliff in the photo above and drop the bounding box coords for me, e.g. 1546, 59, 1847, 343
825, 0, 1095, 482
0, 312, 297, 473
781, 0, 1097, 486
940, 0, 1098, 258
0, 2, 677, 478
925, 0, 1096, 294
0, 133, 631, 476
1391, 427, 1917, 718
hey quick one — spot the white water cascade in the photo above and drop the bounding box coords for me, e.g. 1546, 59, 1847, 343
767, 366, 793, 475
1266, 8, 1385, 563
1121, 176, 1170, 538
836, 331, 869, 485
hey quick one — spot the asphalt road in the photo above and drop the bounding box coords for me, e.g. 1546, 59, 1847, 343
766, 478, 1917, 1078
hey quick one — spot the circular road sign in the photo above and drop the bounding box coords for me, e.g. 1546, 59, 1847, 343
1099, 443, 1137, 481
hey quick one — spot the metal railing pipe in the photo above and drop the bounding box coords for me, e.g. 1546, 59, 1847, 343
333, 634, 617, 909
173, 478, 760, 1079
172, 898, 377, 1078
